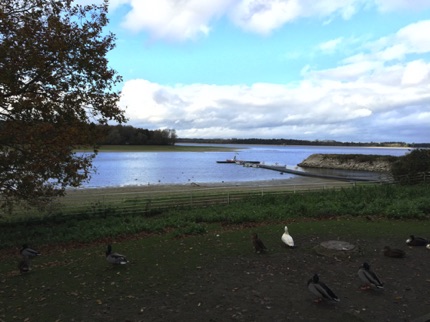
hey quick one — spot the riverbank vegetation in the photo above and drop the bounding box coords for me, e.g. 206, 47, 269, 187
1, 183, 429, 249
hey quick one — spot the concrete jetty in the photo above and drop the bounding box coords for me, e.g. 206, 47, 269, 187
258, 164, 382, 182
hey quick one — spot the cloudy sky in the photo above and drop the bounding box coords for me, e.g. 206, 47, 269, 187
79, 0, 430, 143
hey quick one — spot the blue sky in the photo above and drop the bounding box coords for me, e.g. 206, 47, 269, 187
78, 0, 430, 143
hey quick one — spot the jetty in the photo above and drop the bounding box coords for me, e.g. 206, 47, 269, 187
258, 164, 378, 181
216, 159, 260, 165
217, 160, 389, 182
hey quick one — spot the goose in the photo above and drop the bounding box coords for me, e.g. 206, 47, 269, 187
106, 245, 128, 265
281, 225, 295, 248
358, 262, 384, 290
383, 246, 405, 258
406, 235, 428, 246
252, 233, 267, 253
20, 244, 41, 258
307, 274, 340, 303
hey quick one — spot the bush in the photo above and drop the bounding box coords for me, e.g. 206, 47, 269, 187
391, 149, 430, 184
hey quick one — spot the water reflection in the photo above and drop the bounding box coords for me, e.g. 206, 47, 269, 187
83, 144, 409, 188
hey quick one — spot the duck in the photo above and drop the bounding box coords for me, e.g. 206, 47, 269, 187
406, 235, 428, 246
18, 257, 31, 273
281, 225, 295, 248
20, 244, 41, 258
106, 245, 128, 265
383, 246, 405, 258
252, 233, 267, 253
358, 262, 384, 290
307, 274, 340, 303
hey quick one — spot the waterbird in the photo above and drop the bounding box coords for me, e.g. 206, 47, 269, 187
281, 225, 295, 248
406, 235, 428, 246
18, 257, 31, 274
358, 262, 384, 290
106, 245, 128, 265
383, 246, 405, 258
20, 244, 41, 258
252, 233, 267, 253
307, 274, 340, 303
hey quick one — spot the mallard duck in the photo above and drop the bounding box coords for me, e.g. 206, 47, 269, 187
20, 244, 41, 258
18, 257, 30, 273
307, 274, 340, 303
383, 246, 405, 258
406, 235, 428, 246
281, 225, 295, 248
358, 262, 384, 290
106, 245, 128, 265
252, 233, 267, 253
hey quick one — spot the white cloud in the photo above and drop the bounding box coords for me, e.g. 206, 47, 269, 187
401, 60, 430, 85
318, 37, 344, 54
375, 0, 430, 12
120, 0, 232, 41
119, 64, 429, 141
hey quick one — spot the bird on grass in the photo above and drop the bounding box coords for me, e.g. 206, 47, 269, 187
358, 262, 384, 290
307, 274, 340, 303
252, 233, 267, 253
406, 235, 428, 246
20, 244, 41, 259
383, 246, 405, 258
281, 225, 295, 248
106, 245, 128, 265
18, 257, 31, 274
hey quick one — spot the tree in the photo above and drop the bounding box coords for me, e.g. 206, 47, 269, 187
0, 0, 126, 207
390, 149, 430, 184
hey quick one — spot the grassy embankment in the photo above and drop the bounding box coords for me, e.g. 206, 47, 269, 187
1, 184, 430, 321
1, 183, 429, 249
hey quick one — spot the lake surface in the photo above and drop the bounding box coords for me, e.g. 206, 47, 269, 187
81, 144, 410, 188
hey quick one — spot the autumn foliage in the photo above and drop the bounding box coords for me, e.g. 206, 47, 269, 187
0, 0, 126, 207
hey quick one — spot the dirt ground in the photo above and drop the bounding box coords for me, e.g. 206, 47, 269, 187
130, 235, 430, 322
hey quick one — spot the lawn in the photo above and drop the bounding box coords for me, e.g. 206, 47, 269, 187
1, 184, 430, 321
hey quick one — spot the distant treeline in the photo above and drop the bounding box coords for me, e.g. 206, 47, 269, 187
177, 138, 430, 148
98, 125, 177, 145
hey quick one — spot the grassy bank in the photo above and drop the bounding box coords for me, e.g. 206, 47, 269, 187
1, 184, 430, 321
1, 183, 429, 249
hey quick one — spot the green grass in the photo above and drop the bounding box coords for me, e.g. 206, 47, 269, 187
1, 184, 429, 249
1, 219, 430, 321
1, 183, 430, 320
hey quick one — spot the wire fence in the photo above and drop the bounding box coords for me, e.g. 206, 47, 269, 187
3, 180, 366, 221
3, 171, 429, 222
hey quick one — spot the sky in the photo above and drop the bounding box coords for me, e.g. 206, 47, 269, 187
77, 0, 430, 143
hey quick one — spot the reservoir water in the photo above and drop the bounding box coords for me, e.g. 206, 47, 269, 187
81, 144, 410, 188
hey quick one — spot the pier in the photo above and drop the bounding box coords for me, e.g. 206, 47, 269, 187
218, 160, 389, 182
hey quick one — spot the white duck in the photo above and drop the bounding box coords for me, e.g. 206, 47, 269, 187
281, 225, 295, 248
106, 245, 128, 265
